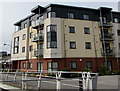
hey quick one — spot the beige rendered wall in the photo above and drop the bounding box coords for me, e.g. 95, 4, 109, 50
11, 28, 28, 60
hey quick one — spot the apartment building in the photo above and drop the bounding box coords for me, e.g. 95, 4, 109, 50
11, 4, 120, 72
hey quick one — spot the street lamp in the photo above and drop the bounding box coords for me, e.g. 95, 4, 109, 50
3, 43, 12, 71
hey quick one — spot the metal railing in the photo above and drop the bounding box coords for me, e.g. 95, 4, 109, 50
99, 22, 113, 27
31, 19, 44, 28
33, 49, 43, 57
101, 47, 115, 56
99, 33, 114, 41
0, 69, 98, 90
32, 34, 43, 42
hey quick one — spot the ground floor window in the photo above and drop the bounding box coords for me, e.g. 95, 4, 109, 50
70, 61, 77, 69
104, 61, 112, 71
86, 61, 93, 69
29, 62, 32, 69
48, 62, 58, 71
22, 62, 26, 69
37, 62, 43, 71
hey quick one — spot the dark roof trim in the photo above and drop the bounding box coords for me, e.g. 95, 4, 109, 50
14, 13, 35, 26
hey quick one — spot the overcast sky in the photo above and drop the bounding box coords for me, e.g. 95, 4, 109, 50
0, 1, 120, 53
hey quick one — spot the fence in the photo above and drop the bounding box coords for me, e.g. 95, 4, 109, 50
0, 69, 98, 90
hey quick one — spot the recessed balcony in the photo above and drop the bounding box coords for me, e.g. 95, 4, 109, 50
101, 48, 115, 56
32, 33, 43, 42
31, 19, 44, 29
33, 49, 43, 57
99, 33, 114, 41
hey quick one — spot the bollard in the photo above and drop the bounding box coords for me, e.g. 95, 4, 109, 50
5, 69, 10, 80
38, 70, 42, 89
56, 71, 61, 91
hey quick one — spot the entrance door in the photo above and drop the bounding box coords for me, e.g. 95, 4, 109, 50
37, 62, 43, 72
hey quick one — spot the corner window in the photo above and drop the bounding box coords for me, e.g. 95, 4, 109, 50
22, 62, 26, 69
22, 34, 26, 40
83, 15, 89, 20
69, 26, 75, 33
68, 13, 74, 19
29, 62, 32, 69
84, 27, 90, 34
114, 18, 118, 23
47, 25, 57, 48
85, 42, 91, 49
87, 61, 93, 69
70, 61, 77, 69
48, 12, 56, 18
70, 42, 76, 49
22, 46, 25, 53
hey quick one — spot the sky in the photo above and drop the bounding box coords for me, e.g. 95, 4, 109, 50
0, 0, 120, 53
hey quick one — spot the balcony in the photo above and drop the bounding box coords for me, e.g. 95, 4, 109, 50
99, 22, 113, 28
99, 33, 114, 41
101, 48, 115, 56
33, 49, 43, 57
32, 33, 43, 42
31, 18, 44, 29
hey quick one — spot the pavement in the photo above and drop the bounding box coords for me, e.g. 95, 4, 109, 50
0, 73, 119, 90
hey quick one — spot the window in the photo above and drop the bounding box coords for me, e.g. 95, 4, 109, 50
103, 17, 107, 24
83, 15, 89, 20
37, 62, 43, 71
85, 42, 91, 49
13, 37, 19, 54
87, 61, 93, 69
84, 27, 90, 34
47, 25, 57, 48
70, 42, 76, 49
29, 62, 32, 69
22, 34, 26, 40
22, 62, 26, 69
30, 32, 33, 38
24, 23, 27, 28
68, 13, 74, 19
47, 12, 56, 18
29, 45, 33, 52
114, 18, 118, 23
69, 26, 75, 33
70, 61, 77, 69
117, 30, 120, 36
48, 62, 58, 71
22, 47, 25, 53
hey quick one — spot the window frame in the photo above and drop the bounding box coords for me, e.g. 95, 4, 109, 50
69, 26, 75, 33
68, 13, 74, 19
85, 42, 91, 49
13, 37, 19, 54
86, 61, 93, 69
47, 62, 58, 71
117, 30, 120, 36
29, 45, 33, 52
22, 46, 25, 53
84, 27, 90, 34
29, 62, 33, 69
83, 14, 89, 20
70, 61, 77, 69
22, 34, 26, 40
22, 62, 26, 69
47, 11, 56, 18
70, 42, 76, 49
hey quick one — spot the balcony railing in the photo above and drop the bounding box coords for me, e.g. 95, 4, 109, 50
99, 22, 113, 28
101, 47, 115, 56
32, 33, 43, 42
33, 49, 43, 57
31, 18, 44, 28
99, 33, 114, 41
